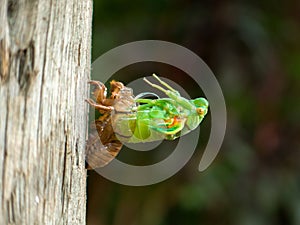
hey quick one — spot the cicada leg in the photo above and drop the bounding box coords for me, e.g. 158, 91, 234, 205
144, 74, 196, 111
88, 80, 106, 102
152, 73, 177, 92
85, 98, 114, 112
88, 80, 116, 106
143, 73, 178, 94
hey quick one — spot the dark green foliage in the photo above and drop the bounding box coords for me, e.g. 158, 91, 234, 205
87, 0, 300, 224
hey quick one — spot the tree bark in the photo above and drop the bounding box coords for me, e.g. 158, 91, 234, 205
0, 0, 92, 224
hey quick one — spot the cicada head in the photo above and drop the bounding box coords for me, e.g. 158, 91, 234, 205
190, 97, 209, 117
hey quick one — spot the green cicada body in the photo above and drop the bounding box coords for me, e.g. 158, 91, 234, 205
86, 74, 208, 169
112, 74, 208, 143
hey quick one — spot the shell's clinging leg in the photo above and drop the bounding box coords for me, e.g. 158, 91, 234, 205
88, 80, 108, 105
85, 99, 114, 111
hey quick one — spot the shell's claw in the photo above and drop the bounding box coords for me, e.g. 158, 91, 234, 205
88, 80, 106, 89
85, 99, 114, 111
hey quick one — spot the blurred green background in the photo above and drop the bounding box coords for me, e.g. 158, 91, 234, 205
87, 0, 300, 225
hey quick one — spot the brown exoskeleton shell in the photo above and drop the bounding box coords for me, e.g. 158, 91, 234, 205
85, 80, 135, 169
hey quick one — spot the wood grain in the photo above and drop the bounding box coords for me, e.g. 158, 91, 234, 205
0, 0, 92, 224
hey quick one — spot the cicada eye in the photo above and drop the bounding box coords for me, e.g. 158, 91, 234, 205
196, 107, 208, 116
196, 107, 204, 115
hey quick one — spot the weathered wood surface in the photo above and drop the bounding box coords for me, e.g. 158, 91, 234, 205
0, 0, 92, 224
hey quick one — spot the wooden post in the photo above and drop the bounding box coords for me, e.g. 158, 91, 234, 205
0, 0, 92, 224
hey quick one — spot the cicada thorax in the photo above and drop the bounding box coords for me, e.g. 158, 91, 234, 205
86, 80, 136, 169
111, 98, 187, 144
110, 98, 166, 143
113, 109, 166, 143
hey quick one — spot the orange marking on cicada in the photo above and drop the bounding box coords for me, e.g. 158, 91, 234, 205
165, 116, 181, 129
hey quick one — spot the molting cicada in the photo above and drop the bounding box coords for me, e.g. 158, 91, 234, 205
85, 74, 209, 169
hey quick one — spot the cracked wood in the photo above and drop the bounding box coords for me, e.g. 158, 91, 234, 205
0, 0, 92, 224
